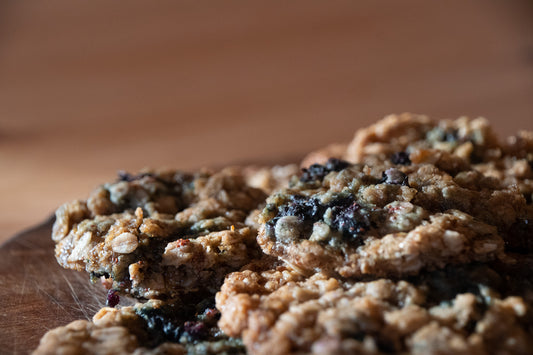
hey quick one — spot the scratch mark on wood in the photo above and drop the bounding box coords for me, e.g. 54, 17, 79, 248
61, 272, 90, 321
36, 284, 68, 314
19, 264, 28, 298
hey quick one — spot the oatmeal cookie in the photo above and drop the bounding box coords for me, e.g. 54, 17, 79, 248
344, 113, 500, 166
342, 113, 533, 206
343, 114, 533, 252
34, 296, 245, 355
258, 159, 528, 278
303, 114, 533, 206
52, 167, 268, 299
216, 262, 533, 355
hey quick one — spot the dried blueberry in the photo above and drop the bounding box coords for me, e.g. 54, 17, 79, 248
390, 151, 411, 165
331, 201, 369, 242
267, 196, 324, 238
380, 168, 409, 186
138, 307, 183, 342
183, 321, 208, 341
300, 164, 327, 183
300, 158, 350, 182
444, 129, 459, 142
106, 289, 120, 307
325, 158, 351, 171
324, 194, 355, 209
278, 196, 323, 221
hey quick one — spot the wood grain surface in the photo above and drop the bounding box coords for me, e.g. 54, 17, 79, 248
0, 220, 118, 353
0, 2, 533, 351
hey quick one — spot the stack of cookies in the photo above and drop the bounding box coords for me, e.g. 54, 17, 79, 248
34, 114, 533, 355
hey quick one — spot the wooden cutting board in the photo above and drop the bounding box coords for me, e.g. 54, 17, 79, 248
0, 219, 111, 354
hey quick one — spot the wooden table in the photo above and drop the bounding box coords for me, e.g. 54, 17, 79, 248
1, 0, 533, 243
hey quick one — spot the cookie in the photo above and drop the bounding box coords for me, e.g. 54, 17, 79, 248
346, 114, 533, 252
34, 296, 245, 355
302, 113, 532, 206
258, 157, 529, 278
216, 260, 533, 355
301, 114, 532, 206
52, 167, 268, 299
345, 113, 500, 165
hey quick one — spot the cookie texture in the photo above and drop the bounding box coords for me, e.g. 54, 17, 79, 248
350, 114, 533, 254
303, 113, 533, 204
34, 296, 245, 355
258, 159, 526, 278
52, 167, 268, 298
216, 260, 533, 355
222, 114, 533, 354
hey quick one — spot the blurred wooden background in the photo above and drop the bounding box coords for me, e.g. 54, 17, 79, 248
1, 0, 533, 242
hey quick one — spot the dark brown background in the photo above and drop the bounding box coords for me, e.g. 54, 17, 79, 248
1, 0, 533, 242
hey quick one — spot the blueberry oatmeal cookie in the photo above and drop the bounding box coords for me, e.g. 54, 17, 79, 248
52, 167, 269, 299
322, 113, 533, 208
257, 158, 527, 278
216, 261, 533, 355
344, 113, 501, 166
344, 113, 533, 253
34, 295, 245, 355
304, 113, 532, 206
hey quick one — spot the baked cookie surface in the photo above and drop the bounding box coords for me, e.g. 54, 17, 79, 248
216, 259, 533, 355
258, 157, 527, 278
232, 114, 532, 354
34, 295, 245, 355
303, 113, 533, 209
52, 167, 268, 299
